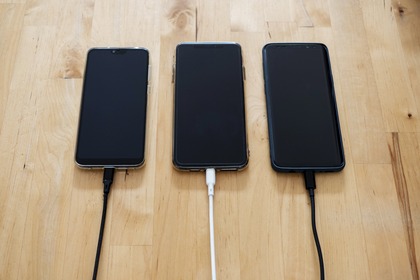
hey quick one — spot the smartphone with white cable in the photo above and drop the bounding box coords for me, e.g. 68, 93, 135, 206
173, 42, 248, 171
75, 48, 149, 168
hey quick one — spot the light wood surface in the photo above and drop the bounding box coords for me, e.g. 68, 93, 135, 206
1, 0, 419, 279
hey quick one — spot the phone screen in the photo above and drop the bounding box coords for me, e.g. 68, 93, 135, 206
173, 43, 248, 170
263, 43, 344, 171
75, 48, 149, 167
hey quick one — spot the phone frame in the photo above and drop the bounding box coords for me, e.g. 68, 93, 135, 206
75, 47, 150, 169
263, 42, 345, 172
172, 42, 249, 171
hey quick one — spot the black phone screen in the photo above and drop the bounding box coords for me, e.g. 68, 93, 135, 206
173, 43, 248, 170
75, 48, 149, 167
263, 43, 344, 171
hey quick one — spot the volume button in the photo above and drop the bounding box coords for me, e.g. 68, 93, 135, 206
242, 66, 246, 80
148, 65, 151, 82
172, 64, 175, 83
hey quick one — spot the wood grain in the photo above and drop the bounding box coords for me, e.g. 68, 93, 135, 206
389, 132, 418, 279
0, 0, 419, 279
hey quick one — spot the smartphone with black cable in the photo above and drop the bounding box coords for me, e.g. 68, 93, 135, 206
173, 42, 248, 171
263, 42, 345, 280
262, 43, 345, 172
75, 48, 149, 168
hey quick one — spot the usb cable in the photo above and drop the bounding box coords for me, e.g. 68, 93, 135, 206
206, 168, 217, 280
304, 171, 325, 280
92, 168, 115, 280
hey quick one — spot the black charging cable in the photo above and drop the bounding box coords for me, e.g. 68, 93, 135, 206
304, 171, 325, 280
92, 168, 115, 280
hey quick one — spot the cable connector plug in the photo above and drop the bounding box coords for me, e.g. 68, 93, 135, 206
206, 168, 216, 196
103, 168, 115, 194
304, 170, 316, 198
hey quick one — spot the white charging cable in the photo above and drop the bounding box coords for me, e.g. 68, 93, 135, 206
206, 168, 217, 280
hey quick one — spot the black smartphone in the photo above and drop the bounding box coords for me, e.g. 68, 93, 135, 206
262, 43, 345, 172
75, 48, 149, 168
173, 42, 248, 170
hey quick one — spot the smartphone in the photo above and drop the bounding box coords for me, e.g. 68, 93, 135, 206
75, 48, 149, 168
173, 42, 248, 170
262, 43, 345, 172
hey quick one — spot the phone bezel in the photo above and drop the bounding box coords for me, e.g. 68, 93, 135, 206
263, 42, 345, 173
75, 47, 149, 169
172, 42, 249, 171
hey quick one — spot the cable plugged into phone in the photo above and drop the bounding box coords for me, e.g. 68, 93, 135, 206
304, 171, 325, 280
206, 168, 217, 280
92, 168, 115, 280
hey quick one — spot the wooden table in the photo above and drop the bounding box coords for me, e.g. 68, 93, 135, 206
1, 0, 419, 279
